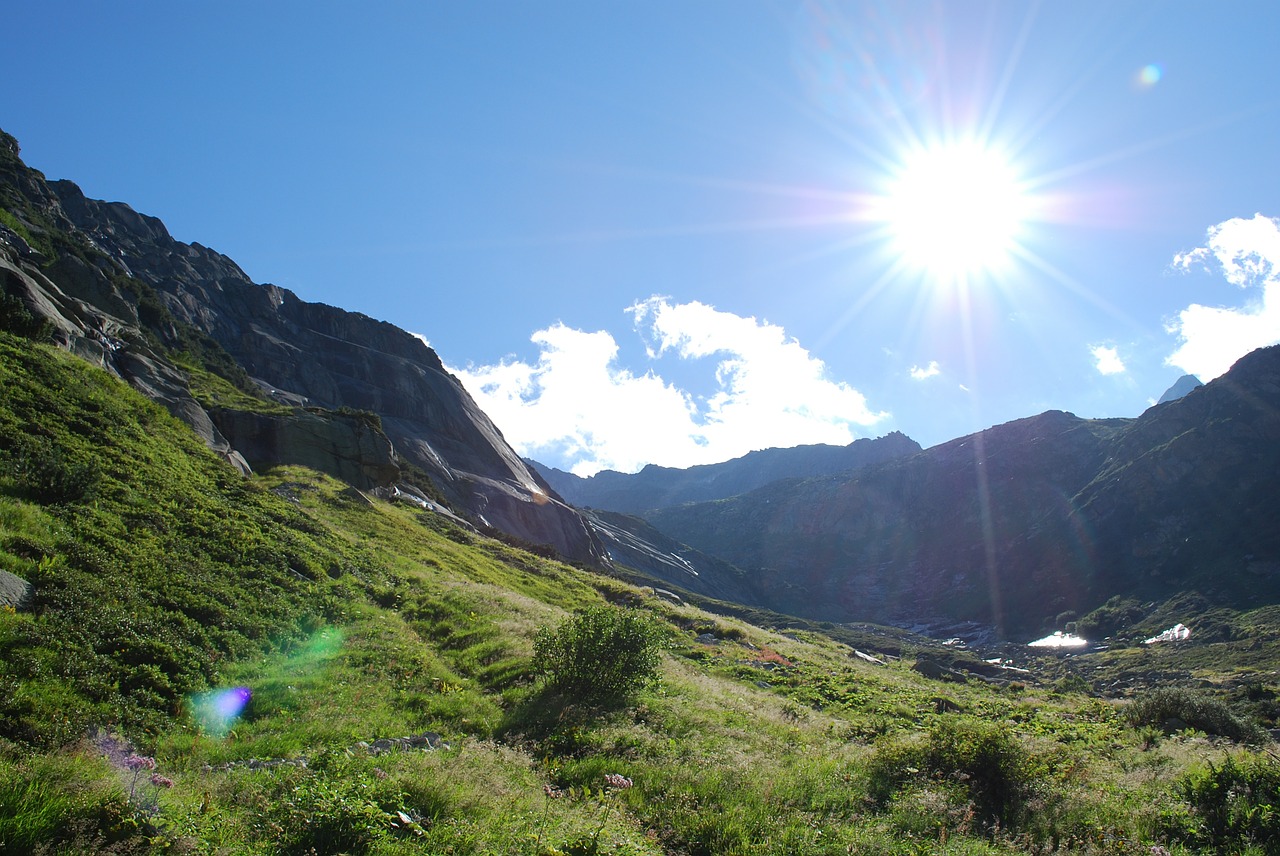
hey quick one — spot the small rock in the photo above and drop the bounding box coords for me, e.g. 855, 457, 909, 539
0, 570, 32, 610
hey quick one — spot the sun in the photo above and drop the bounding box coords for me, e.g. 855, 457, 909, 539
878, 140, 1030, 281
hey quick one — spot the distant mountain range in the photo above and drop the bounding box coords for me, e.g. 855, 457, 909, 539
4, 125, 1277, 639
638, 350, 1280, 636
528, 432, 921, 513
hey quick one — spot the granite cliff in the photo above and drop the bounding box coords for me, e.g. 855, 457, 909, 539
0, 129, 601, 562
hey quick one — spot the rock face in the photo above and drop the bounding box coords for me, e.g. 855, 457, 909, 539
0, 128, 602, 563
644, 348, 1280, 636
210, 408, 400, 490
530, 432, 922, 513
583, 509, 765, 605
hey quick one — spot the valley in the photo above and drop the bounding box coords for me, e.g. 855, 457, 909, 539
3, 126, 1280, 854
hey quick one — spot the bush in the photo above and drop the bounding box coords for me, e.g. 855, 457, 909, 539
0, 290, 53, 342
4, 437, 99, 505
268, 767, 394, 855
534, 605, 665, 705
1166, 753, 1280, 853
1125, 687, 1263, 743
867, 719, 1035, 828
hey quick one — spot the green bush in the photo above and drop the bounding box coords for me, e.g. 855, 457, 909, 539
0, 291, 53, 342
1125, 686, 1263, 743
534, 605, 665, 705
1166, 753, 1280, 854
268, 767, 394, 855
4, 436, 99, 505
866, 719, 1035, 828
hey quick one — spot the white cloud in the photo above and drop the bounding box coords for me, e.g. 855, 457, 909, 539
449, 298, 888, 475
409, 331, 431, 348
1167, 213, 1280, 379
909, 361, 940, 380
1090, 345, 1126, 376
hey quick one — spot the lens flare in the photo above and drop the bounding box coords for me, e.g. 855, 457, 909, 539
190, 686, 252, 737
1137, 64, 1162, 88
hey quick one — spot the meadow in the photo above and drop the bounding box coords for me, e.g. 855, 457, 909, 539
2, 331, 1278, 855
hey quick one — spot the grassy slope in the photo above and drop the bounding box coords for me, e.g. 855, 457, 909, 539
1, 332, 1278, 855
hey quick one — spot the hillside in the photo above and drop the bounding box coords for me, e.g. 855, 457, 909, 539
0, 128, 599, 564
4, 329, 1280, 855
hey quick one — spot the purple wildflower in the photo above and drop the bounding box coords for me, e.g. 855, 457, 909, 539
603, 773, 633, 790
150, 773, 174, 789
125, 754, 157, 771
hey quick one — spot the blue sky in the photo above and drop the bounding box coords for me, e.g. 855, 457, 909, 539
5, 1, 1280, 474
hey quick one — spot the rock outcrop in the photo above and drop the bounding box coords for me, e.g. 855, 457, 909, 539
210, 407, 399, 490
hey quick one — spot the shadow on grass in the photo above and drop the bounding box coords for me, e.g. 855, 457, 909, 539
497, 684, 631, 754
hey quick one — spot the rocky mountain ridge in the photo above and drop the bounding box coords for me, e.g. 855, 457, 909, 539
641, 348, 1280, 636
529, 431, 922, 513
0, 129, 601, 562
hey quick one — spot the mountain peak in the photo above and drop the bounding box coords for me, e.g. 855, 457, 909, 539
1156, 374, 1203, 405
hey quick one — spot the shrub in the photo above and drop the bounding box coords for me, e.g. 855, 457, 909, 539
1166, 753, 1280, 853
867, 719, 1035, 828
4, 436, 99, 505
1076, 596, 1145, 639
0, 290, 53, 342
1125, 687, 1263, 743
269, 771, 393, 855
534, 605, 665, 705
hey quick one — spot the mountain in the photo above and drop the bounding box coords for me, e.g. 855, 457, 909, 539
644, 349, 1280, 636
0, 128, 601, 562
1156, 374, 1203, 404
529, 432, 922, 513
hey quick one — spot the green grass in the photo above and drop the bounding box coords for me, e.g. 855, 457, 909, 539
3, 329, 1280, 854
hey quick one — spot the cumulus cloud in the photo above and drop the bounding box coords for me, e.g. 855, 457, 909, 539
1090, 345, 1126, 376
449, 298, 888, 475
1167, 213, 1280, 379
909, 361, 940, 380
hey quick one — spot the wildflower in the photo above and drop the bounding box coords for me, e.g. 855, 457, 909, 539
536, 783, 564, 850
125, 754, 157, 771
603, 773, 632, 790
150, 773, 174, 789
123, 755, 158, 803
373, 767, 388, 780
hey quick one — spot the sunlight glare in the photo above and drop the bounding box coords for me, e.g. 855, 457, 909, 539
879, 141, 1029, 280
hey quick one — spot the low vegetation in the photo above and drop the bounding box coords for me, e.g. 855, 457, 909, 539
2, 329, 1280, 855
534, 605, 666, 705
